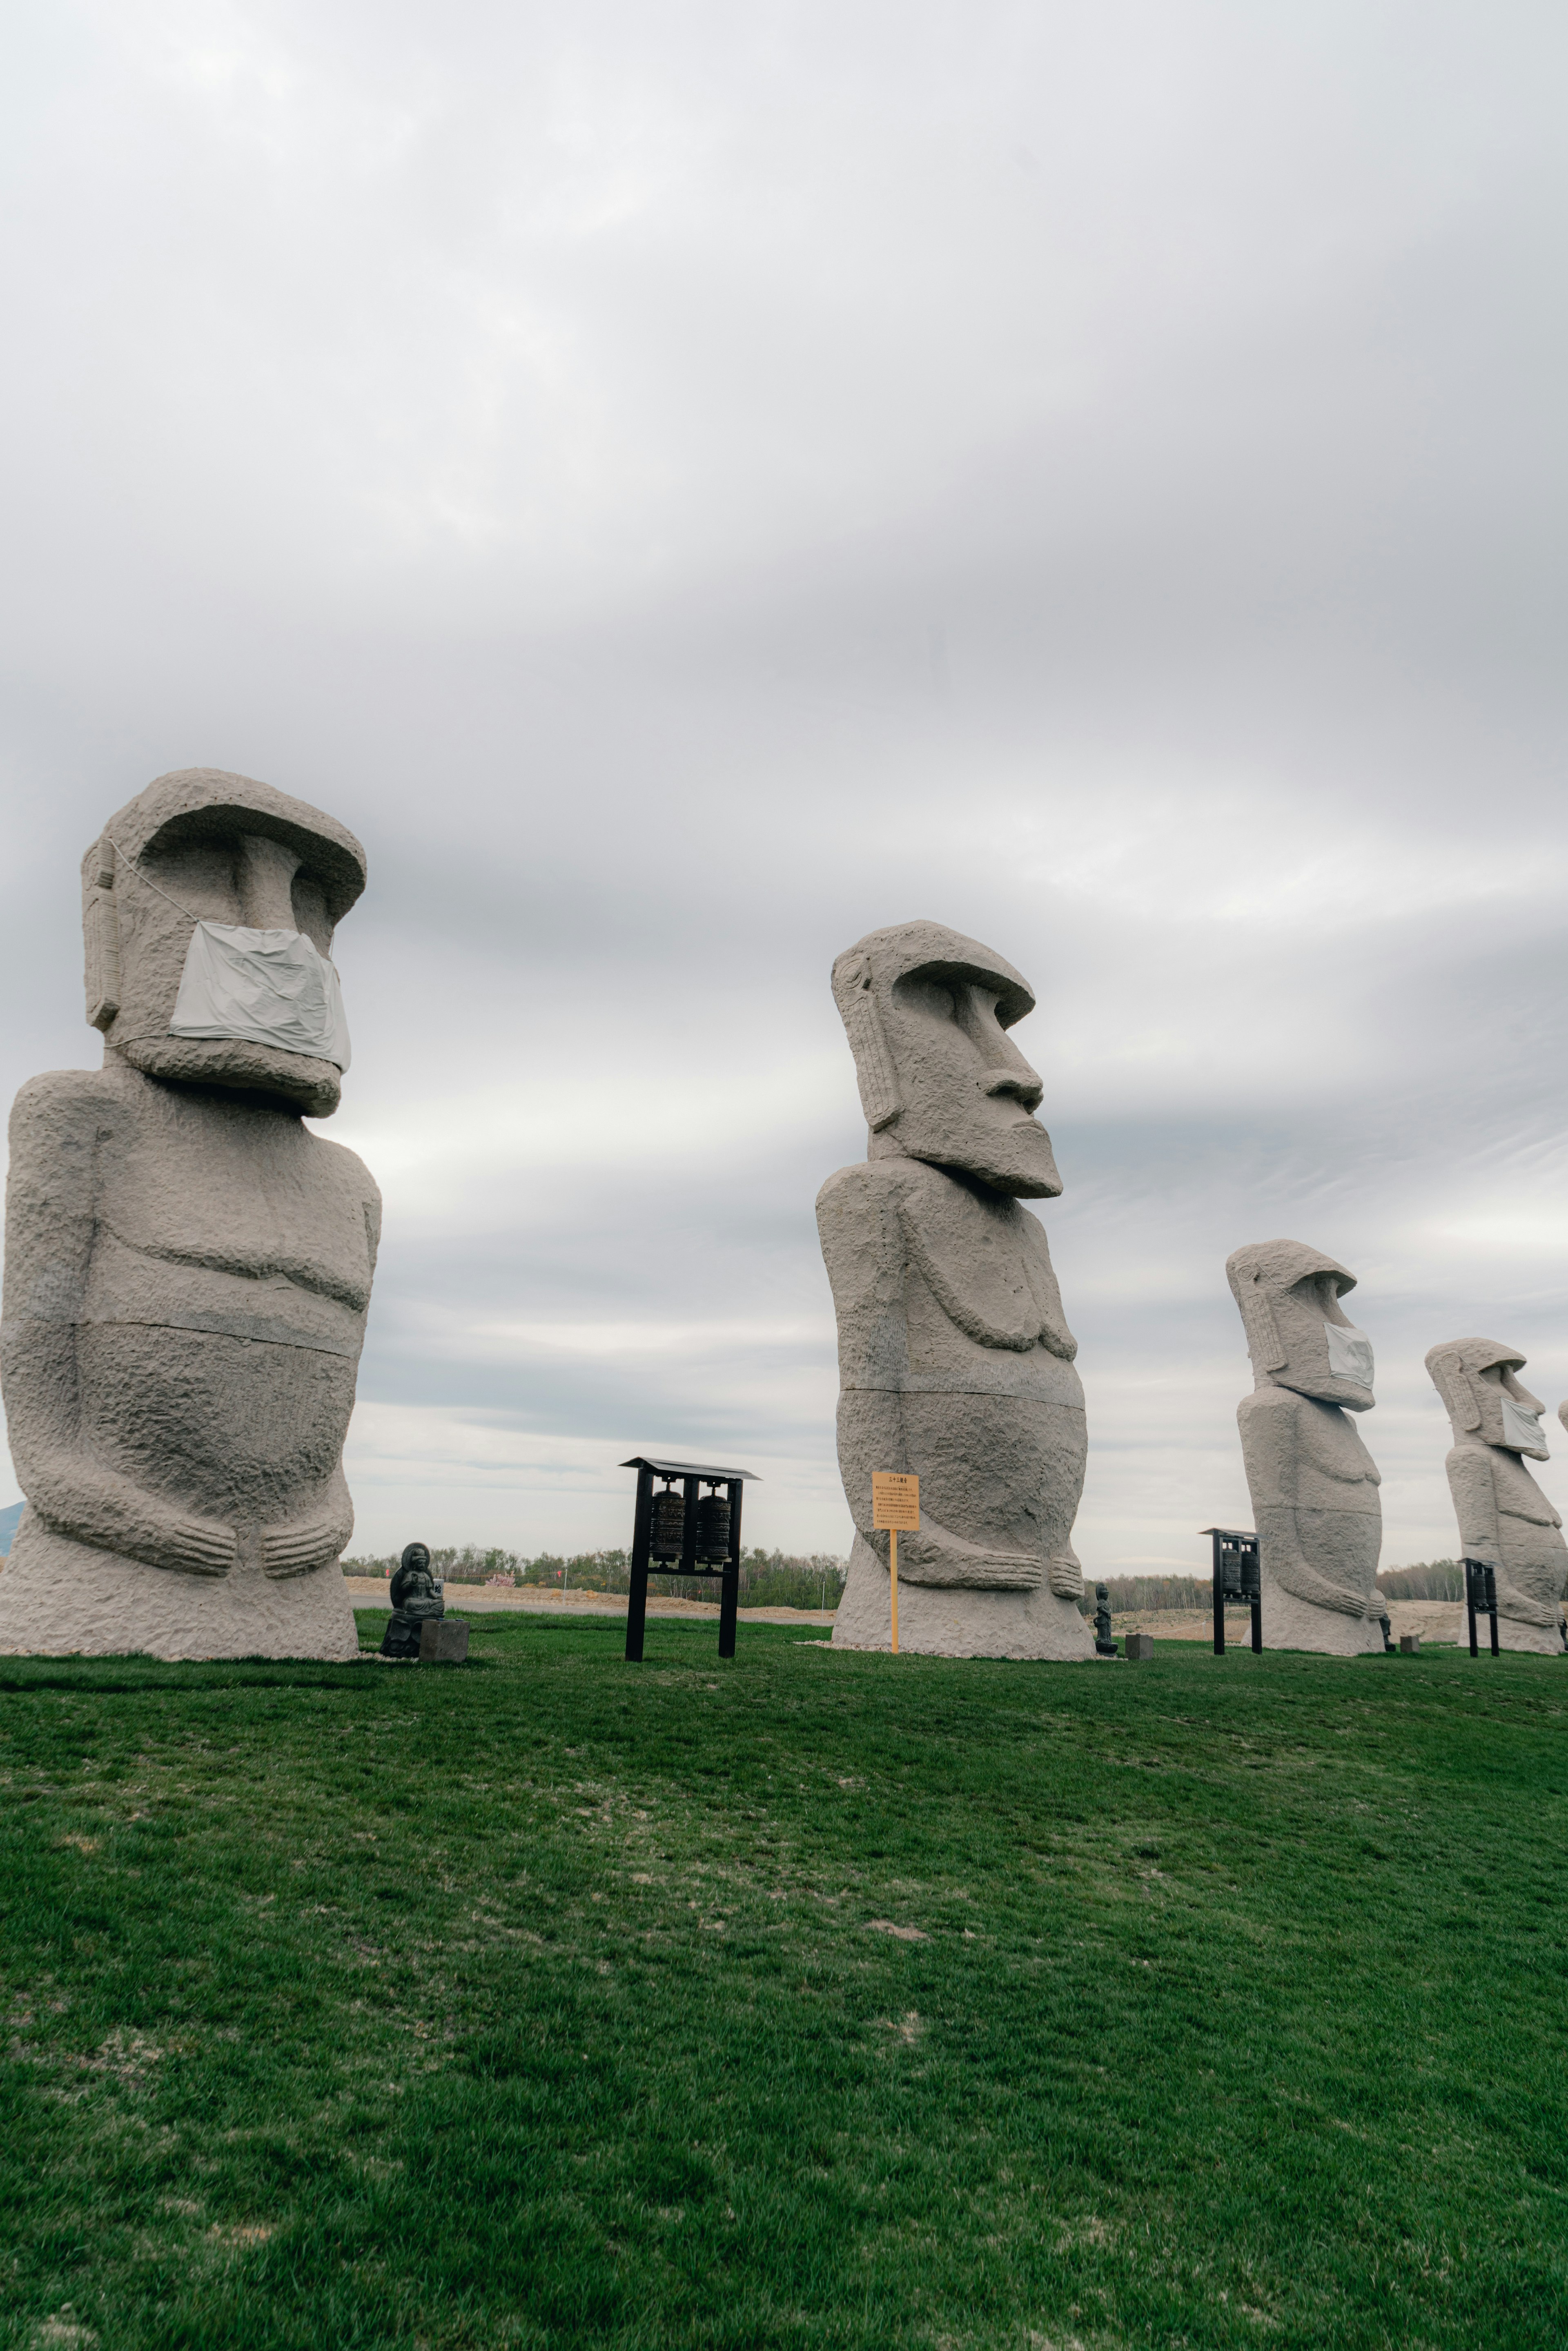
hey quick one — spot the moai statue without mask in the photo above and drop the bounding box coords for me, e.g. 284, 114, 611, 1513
0, 768, 380, 1660
1427, 1341, 1568, 1654
817, 920, 1092, 1660
1225, 1240, 1385, 1655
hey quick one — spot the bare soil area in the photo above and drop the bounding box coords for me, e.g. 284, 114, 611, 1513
342, 1577, 835, 1628
1110, 1599, 1467, 1644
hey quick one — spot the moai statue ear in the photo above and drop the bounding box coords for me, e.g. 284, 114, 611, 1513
82, 836, 120, 1032
831, 950, 900, 1133
1431, 1348, 1481, 1433
1237, 1267, 1287, 1374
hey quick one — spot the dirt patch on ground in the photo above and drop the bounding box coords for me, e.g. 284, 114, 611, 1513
1109, 1600, 1466, 1644
343, 1579, 835, 1628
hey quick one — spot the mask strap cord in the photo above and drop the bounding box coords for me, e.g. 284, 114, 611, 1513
99, 834, 339, 978
102, 833, 200, 923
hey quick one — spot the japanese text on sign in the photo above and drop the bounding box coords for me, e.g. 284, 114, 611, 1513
871, 1471, 920, 1531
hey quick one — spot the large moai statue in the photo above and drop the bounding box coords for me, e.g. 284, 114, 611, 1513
1225, 1240, 1385, 1654
817, 920, 1091, 1660
1427, 1340, 1568, 1654
0, 768, 380, 1660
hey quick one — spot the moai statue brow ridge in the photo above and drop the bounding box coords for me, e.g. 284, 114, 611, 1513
817, 918, 1093, 1659
0, 767, 381, 1660
1225, 1238, 1385, 1655
1427, 1339, 1568, 1654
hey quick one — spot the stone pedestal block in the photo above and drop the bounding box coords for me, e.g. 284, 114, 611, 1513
1399, 1632, 1421, 1654
1124, 1632, 1154, 1660
420, 1618, 468, 1663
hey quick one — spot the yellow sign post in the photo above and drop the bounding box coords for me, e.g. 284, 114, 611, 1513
871, 1471, 920, 1654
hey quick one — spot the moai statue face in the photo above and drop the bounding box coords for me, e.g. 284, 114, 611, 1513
83, 767, 366, 1119
1427, 1340, 1550, 1459
831, 919, 1061, 1198
1226, 1239, 1375, 1414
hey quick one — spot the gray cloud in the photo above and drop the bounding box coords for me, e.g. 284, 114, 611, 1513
3, 1, 1565, 1570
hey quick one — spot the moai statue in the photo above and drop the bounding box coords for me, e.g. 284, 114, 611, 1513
1225, 1240, 1385, 1654
1426, 1341, 1568, 1654
817, 920, 1092, 1660
0, 768, 379, 1660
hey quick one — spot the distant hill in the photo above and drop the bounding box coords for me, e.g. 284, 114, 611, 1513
0, 1501, 23, 1556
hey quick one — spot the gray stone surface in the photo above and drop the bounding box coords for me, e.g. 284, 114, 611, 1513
1124, 1632, 1154, 1660
819, 920, 1092, 1660
420, 1618, 470, 1663
1225, 1239, 1385, 1656
0, 769, 378, 1660
1399, 1633, 1421, 1654
1427, 1339, 1568, 1655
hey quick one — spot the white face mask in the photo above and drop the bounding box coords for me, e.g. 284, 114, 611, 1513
1500, 1395, 1547, 1455
1323, 1320, 1374, 1387
169, 922, 352, 1071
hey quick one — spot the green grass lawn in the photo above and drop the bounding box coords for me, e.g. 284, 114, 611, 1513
2, 1613, 1565, 2350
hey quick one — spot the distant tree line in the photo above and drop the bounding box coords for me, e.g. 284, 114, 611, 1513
343, 1549, 1471, 1615
1374, 1560, 1463, 1601
1074, 1574, 1209, 1615
342, 1544, 846, 1612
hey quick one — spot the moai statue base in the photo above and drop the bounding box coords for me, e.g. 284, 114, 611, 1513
819, 922, 1093, 1662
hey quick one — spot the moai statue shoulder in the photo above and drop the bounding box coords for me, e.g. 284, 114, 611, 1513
817, 919, 1092, 1659
1427, 1340, 1568, 1654
0, 768, 381, 1660
1225, 1239, 1385, 1655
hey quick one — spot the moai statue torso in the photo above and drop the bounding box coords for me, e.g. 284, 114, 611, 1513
1226, 1239, 1385, 1655
0, 768, 379, 1660
1428, 1341, 1567, 1654
817, 920, 1092, 1659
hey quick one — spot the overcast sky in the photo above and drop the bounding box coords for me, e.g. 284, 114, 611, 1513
3, 1, 1566, 1573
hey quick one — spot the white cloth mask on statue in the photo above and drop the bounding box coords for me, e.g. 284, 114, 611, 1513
1323, 1321, 1374, 1387
169, 923, 352, 1071
1500, 1396, 1547, 1454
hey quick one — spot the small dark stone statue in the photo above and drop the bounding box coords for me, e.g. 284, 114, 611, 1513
379, 1541, 443, 1659
1093, 1582, 1118, 1658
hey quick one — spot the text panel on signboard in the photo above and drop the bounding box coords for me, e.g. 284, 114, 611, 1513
871, 1471, 920, 1531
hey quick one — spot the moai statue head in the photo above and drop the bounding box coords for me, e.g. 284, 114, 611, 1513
82, 767, 367, 1119
1426, 1339, 1550, 1459
1225, 1239, 1375, 1414
830, 919, 1060, 1197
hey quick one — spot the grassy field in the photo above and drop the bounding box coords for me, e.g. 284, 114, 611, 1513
2, 1613, 1565, 2350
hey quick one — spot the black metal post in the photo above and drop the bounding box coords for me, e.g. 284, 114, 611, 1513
626, 1466, 653, 1662
1212, 1529, 1226, 1656
1251, 1590, 1263, 1654
718, 1477, 743, 1659
680, 1475, 698, 1579
1464, 1558, 1496, 1658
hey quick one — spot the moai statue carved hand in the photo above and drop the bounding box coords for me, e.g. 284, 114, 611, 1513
817, 919, 1093, 1660
1428, 1341, 1568, 1654
1226, 1240, 1386, 1656
0, 767, 381, 1661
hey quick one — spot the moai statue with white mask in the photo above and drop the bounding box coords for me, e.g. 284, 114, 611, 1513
1427, 1341, 1568, 1654
817, 920, 1092, 1660
0, 768, 379, 1660
1225, 1240, 1385, 1655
